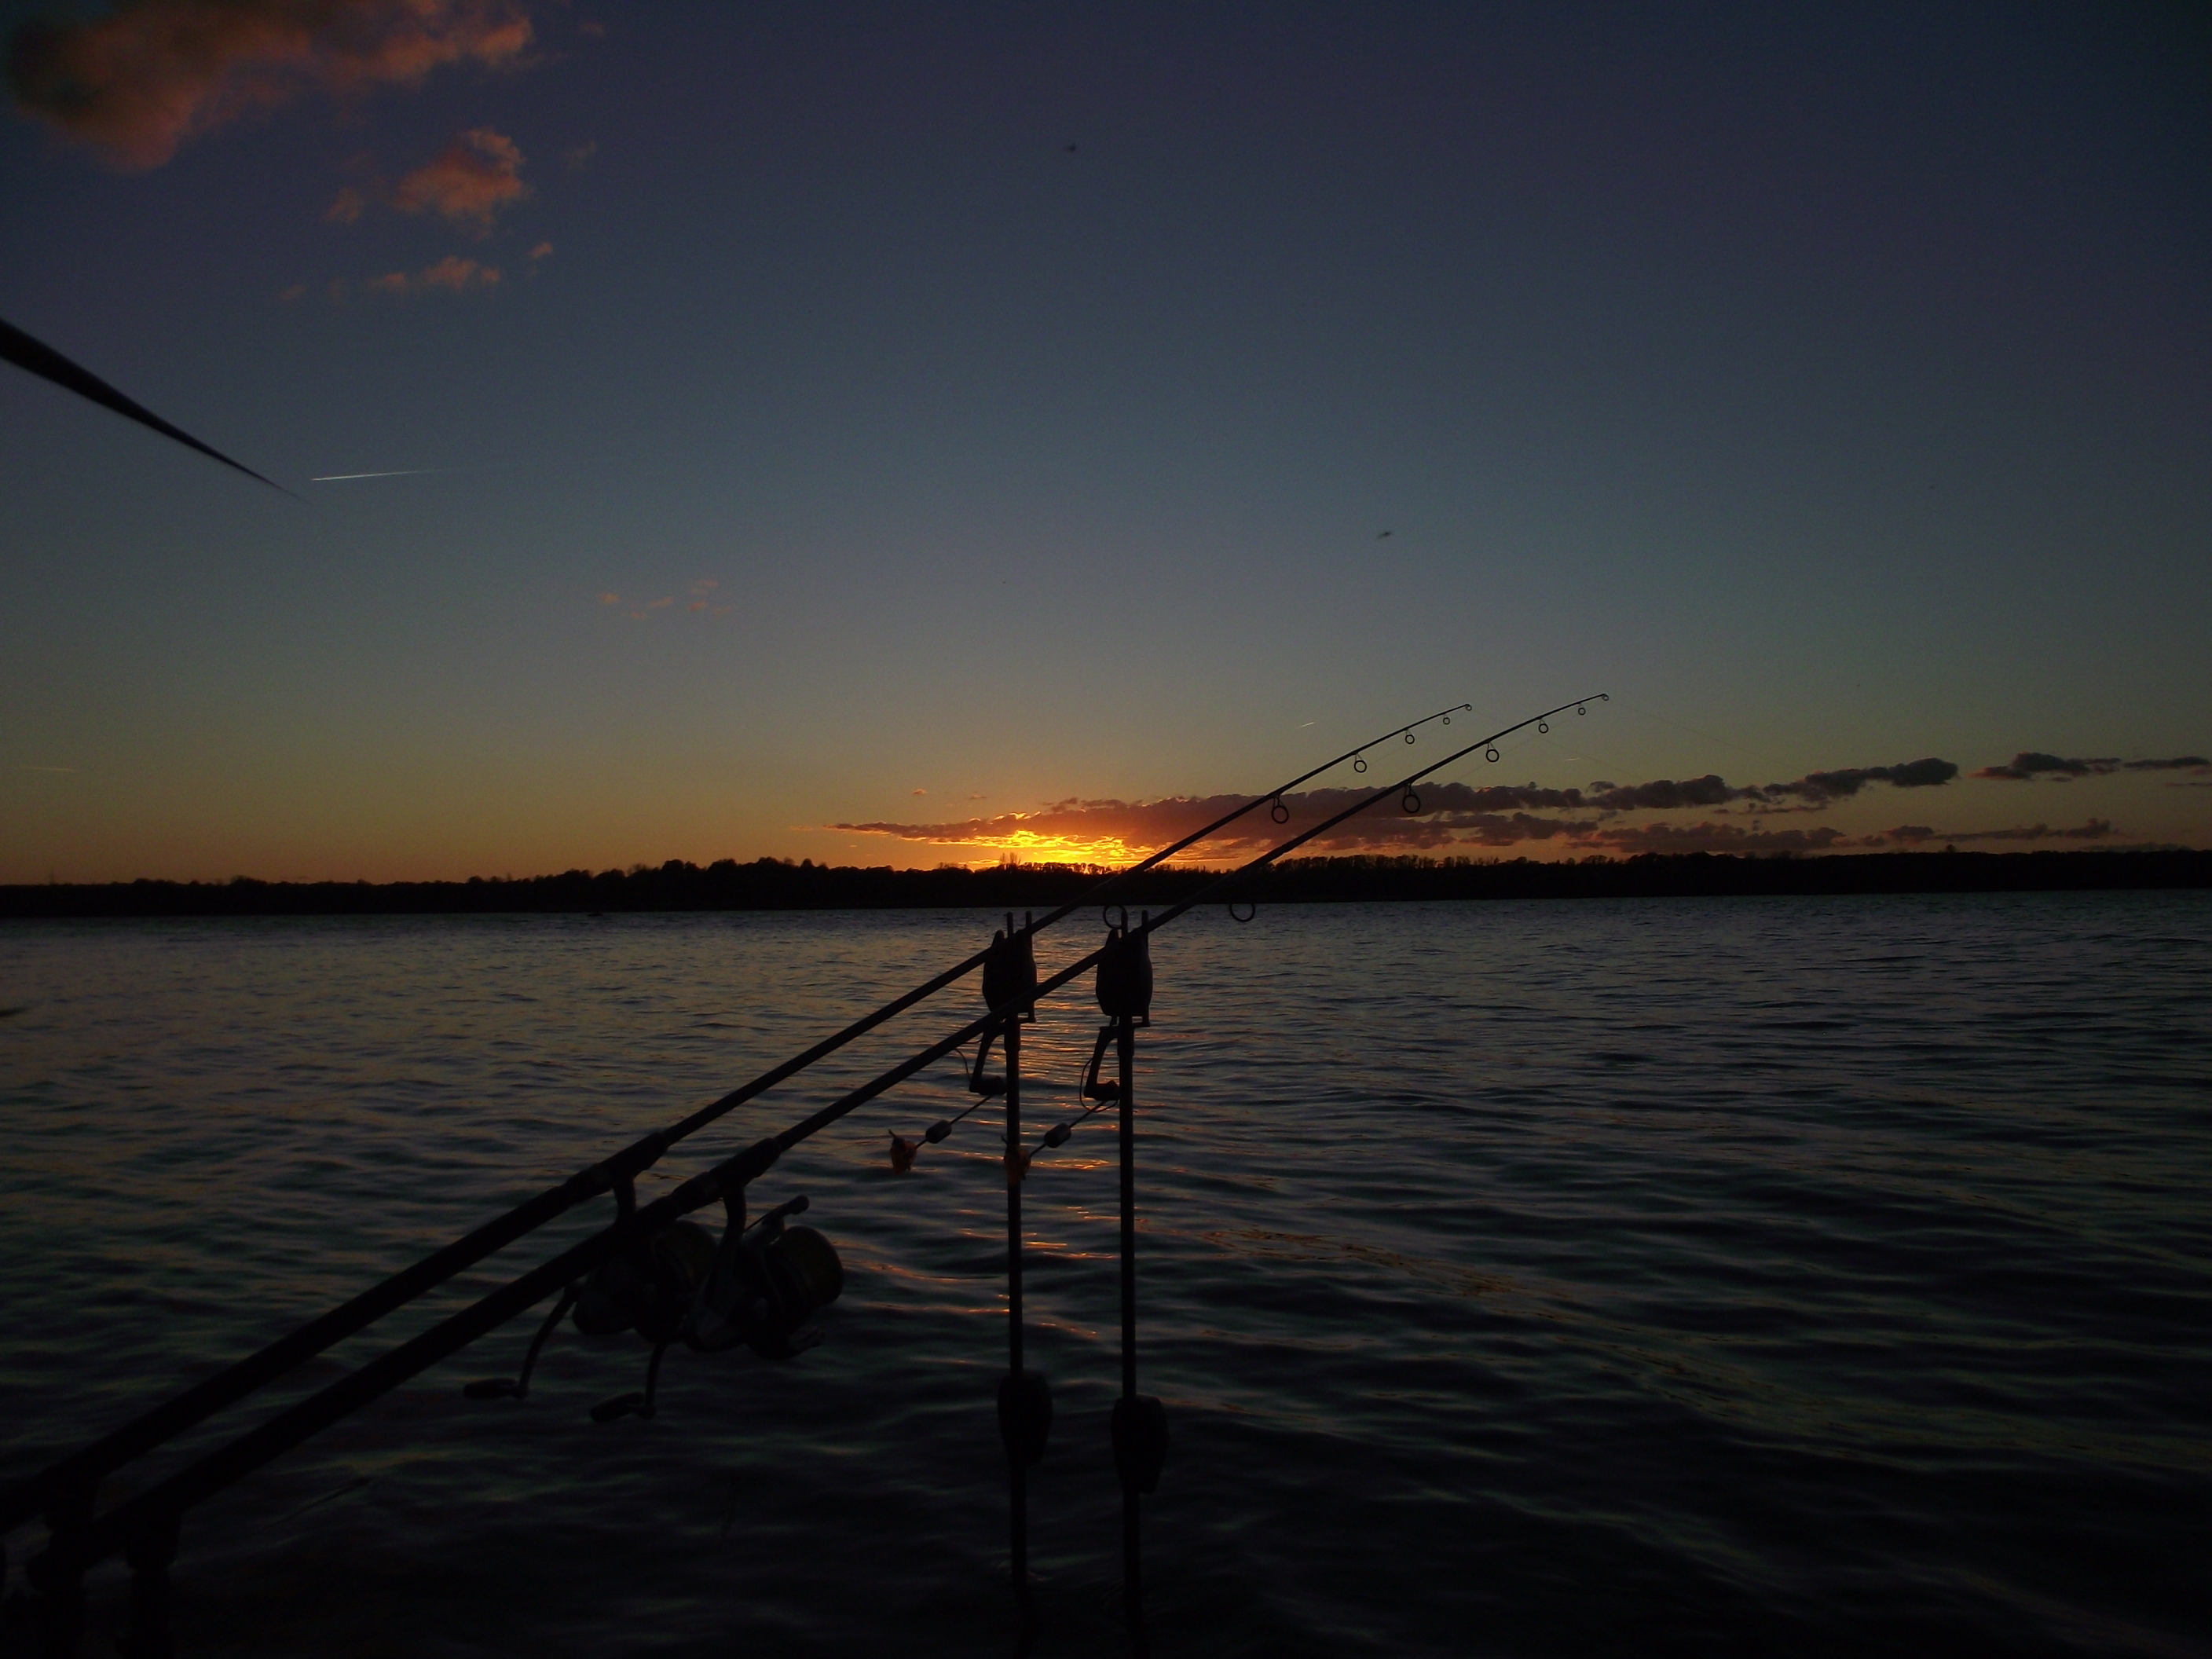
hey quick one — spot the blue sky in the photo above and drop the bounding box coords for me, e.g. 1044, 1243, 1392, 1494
3, 2, 2206, 880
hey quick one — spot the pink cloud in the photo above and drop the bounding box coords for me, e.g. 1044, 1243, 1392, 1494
9, 0, 533, 170
323, 183, 365, 223
392, 126, 527, 231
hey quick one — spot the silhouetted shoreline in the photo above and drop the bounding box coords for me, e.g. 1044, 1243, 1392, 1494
3, 848, 2207, 918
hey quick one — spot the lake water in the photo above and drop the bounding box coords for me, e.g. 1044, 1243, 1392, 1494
1, 895, 2207, 1657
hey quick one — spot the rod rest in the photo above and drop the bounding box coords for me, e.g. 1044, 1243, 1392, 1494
1112, 1397, 1170, 1496
998, 1372, 1052, 1466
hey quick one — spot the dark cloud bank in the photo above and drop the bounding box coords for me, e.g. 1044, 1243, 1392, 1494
1975, 753, 2210, 781
831, 757, 2052, 859
838, 745, 2207, 859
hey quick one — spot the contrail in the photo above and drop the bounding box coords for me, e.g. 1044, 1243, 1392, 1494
2, 315, 294, 496
309, 467, 466, 482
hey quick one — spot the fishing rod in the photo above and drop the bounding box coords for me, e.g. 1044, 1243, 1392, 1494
0, 701, 1467, 1541
764, 695, 1609, 1159
27, 696, 1608, 1654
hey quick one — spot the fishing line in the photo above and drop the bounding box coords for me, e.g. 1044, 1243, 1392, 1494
309, 467, 472, 482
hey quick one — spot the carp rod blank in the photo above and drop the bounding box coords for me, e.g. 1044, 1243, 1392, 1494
0, 701, 1469, 1536
56, 694, 1604, 1580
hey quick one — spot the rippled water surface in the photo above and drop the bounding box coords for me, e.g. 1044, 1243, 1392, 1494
2, 895, 2208, 1657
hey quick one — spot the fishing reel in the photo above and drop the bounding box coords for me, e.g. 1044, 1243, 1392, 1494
562, 1192, 843, 1422
684, 1196, 845, 1361
572, 1215, 718, 1346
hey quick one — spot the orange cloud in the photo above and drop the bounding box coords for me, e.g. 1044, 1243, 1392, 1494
528, 240, 551, 259
8, 0, 533, 170
420, 252, 496, 289
323, 184, 365, 223
831, 789, 1501, 864
392, 126, 527, 231
832, 797, 1774, 863
363, 255, 500, 294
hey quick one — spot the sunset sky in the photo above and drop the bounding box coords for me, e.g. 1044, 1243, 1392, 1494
3, 2, 2206, 881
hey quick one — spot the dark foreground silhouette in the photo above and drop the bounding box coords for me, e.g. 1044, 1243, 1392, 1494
4, 848, 2207, 918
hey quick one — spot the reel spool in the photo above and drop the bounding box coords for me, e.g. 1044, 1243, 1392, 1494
573, 1219, 717, 1345
573, 1202, 844, 1361
686, 1203, 845, 1361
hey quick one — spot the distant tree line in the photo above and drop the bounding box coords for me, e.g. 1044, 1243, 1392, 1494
2, 848, 2207, 918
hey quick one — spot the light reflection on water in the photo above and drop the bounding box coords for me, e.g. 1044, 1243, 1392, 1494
2, 895, 2208, 1657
